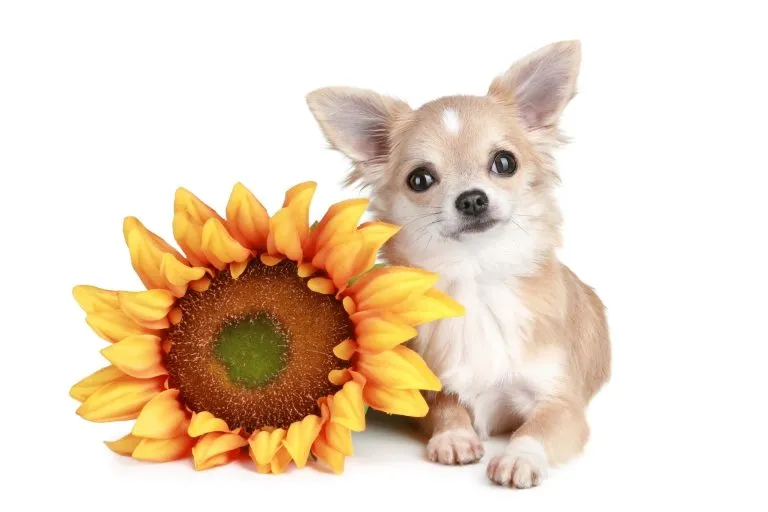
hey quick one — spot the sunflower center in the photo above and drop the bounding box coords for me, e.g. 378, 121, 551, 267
212, 313, 289, 389
165, 258, 353, 431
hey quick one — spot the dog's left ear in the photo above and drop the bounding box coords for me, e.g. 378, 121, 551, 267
489, 40, 581, 132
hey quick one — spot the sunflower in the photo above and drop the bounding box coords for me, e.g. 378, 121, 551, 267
69, 181, 464, 474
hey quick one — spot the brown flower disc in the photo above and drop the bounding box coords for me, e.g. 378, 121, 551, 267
165, 259, 353, 431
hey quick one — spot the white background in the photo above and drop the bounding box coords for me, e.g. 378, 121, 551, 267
2, 1, 767, 510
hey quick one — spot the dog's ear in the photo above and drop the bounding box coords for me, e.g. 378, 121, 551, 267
488, 40, 581, 132
306, 86, 411, 187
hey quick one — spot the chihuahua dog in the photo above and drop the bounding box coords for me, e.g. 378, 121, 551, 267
306, 40, 610, 489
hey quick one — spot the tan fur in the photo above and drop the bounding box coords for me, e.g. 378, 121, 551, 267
307, 40, 611, 489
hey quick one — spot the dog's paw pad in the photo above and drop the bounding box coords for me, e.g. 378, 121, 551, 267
427, 428, 484, 465
486, 436, 548, 489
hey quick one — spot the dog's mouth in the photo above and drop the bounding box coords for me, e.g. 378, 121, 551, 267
450, 218, 501, 238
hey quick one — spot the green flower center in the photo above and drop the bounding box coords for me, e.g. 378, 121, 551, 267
212, 313, 289, 389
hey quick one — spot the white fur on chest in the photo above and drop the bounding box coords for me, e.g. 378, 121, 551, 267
411, 257, 564, 437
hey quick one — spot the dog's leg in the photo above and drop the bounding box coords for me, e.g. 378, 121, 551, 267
487, 400, 588, 489
421, 391, 484, 465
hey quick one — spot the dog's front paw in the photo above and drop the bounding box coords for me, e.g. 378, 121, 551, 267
487, 436, 548, 489
427, 428, 484, 465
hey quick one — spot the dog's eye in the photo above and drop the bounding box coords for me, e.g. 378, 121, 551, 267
407, 167, 436, 192
490, 151, 518, 176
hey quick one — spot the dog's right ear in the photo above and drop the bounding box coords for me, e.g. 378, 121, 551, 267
306, 87, 411, 187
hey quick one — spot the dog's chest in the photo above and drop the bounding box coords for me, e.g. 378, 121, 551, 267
414, 272, 531, 396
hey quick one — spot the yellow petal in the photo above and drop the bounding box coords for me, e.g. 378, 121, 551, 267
72, 285, 119, 314
342, 296, 356, 315
345, 221, 400, 283
86, 310, 157, 343
159, 253, 208, 297
132, 389, 189, 439
172, 210, 209, 268
225, 182, 270, 250
328, 369, 351, 386
347, 266, 439, 311
248, 428, 286, 466
201, 218, 251, 270
270, 446, 292, 474
307, 277, 335, 295
324, 420, 353, 456
132, 435, 195, 462
388, 288, 466, 325
323, 233, 364, 289
357, 346, 441, 391
354, 311, 418, 352
267, 208, 302, 261
282, 415, 322, 468
282, 181, 316, 244
363, 385, 429, 417
190, 276, 210, 292
230, 260, 248, 279
76, 376, 165, 422
70, 365, 126, 402
333, 339, 357, 360
311, 435, 345, 474
174, 187, 223, 224
104, 433, 142, 456
330, 380, 366, 432
188, 411, 230, 437
305, 198, 369, 262
124, 216, 187, 291
192, 432, 248, 470
260, 253, 284, 267
100, 334, 166, 378
297, 262, 317, 278
169, 307, 182, 325
118, 289, 175, 329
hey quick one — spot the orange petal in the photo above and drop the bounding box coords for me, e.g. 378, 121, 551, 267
282, 181, 316, 244
192, 432, 248, 470
169, 307, 183, 325
76, 376, 165, 422
104, 433, 142, 456
307, 277, 335, 295
324, 420, 353, 456
333, 339, 357, 360
354, 310, 418, 352
201, 218, 251, 270
118, 289, 175, 329
160, 253, 208, 297
347, 266, 439, 311
225, 182, 270, 250
85, 310, 157, 343
124, 216, 187, 291
282, 415, 322, 468
174, 187, 224, 224
132, 389, 189, 439
342, 296, 356, 315
100, 334, 166, 378
311, 434, 345, 474
330, 380, 366, 432
248, 428, 286, 466
190, 276, 211, 292
132, 435, 195, 462
305, 198, 369, 262
323, 233, 364, 289
388, 288, 465, 325
357, 346, 441, 391
70, 365, 126, 402
267, 208, 302, 261
297, 262, 317, 278
72, 285, 119, 314
363, 385, 429, 417
188, 411, 230, 437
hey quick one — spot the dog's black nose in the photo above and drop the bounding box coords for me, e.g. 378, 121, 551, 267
455, 189, 489, 217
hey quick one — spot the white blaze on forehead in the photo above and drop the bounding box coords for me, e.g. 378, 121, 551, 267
441, 108, 461, 134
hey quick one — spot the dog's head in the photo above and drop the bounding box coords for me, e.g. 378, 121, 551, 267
307, 41, 581, 272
